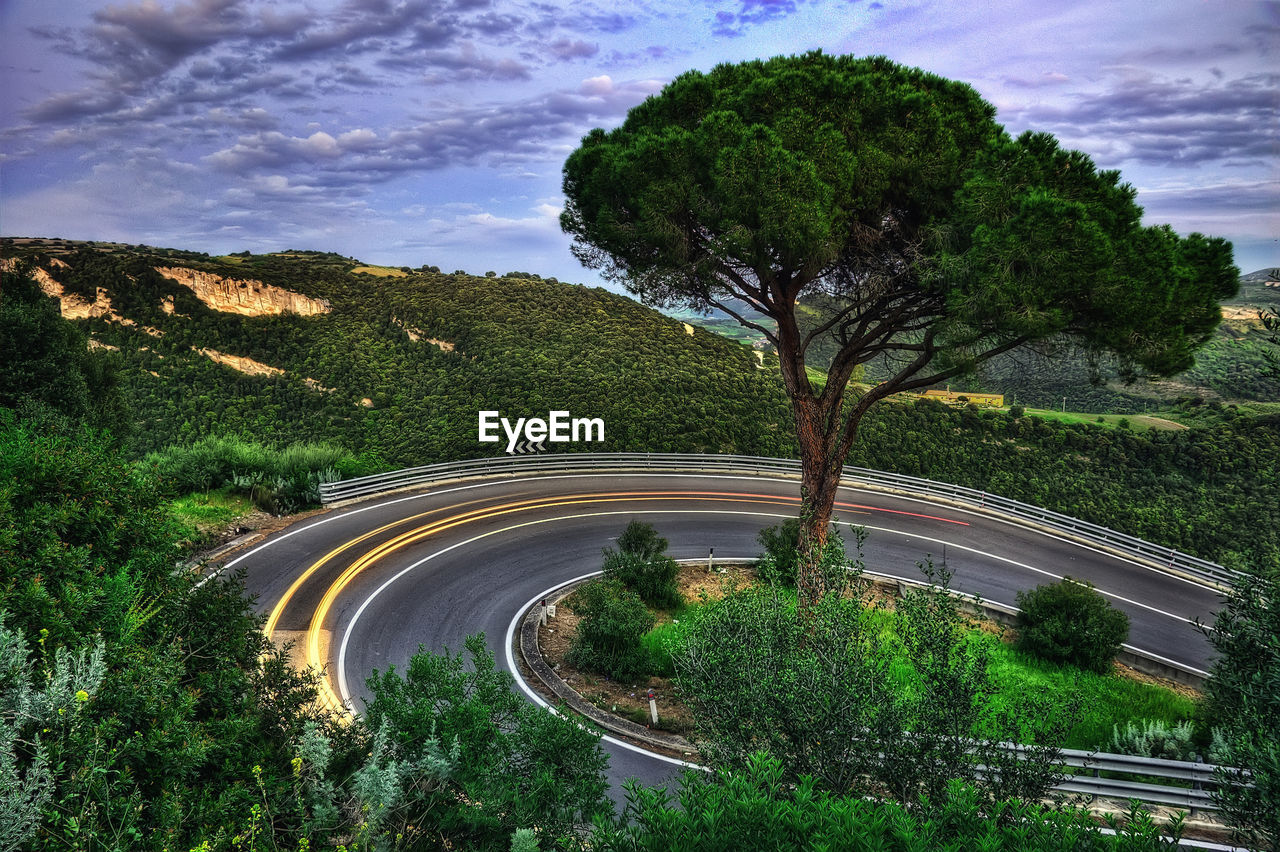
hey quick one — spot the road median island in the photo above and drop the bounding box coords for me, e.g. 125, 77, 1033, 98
518, 574, 700, 759
512, 558, 1234, 843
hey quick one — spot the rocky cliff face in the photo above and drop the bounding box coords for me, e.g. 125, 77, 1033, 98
3, 258, 133, 324
155, 267, 330, 317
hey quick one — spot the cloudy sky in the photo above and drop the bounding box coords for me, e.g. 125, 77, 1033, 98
1, 0, 1277, 282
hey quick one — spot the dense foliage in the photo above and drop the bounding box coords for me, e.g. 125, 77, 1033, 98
850, 399, 1280, 568
602, 521, 682, 609
1015, 579, 1131, 674
674, 544, 1072, 807
1202, 567, 1280, 850
595, 754, 1181, 852
363, 633, 611, 850
0, 265, 127, 436
566, 580, 656, 682
0, 413, 358, 849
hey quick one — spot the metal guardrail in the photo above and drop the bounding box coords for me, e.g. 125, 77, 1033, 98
319, 452, 1239, 588
1054, 748, 1222, 811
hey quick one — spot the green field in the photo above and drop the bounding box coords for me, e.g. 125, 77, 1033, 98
1019, 407, 1187, 432
167, 487, 255, 533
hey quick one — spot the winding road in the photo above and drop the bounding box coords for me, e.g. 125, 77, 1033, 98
222, 469, 1225, 795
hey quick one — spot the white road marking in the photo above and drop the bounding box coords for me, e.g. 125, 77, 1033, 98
206, 471, 1222, 598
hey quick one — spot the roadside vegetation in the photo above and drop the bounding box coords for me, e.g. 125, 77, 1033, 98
563, 523, 1194, 753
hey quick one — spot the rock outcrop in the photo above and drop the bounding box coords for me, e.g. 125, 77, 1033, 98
392, 316, 455, 351
191, 347, 332, 392
155, 267, 330, 317
193, 348, 285, 377
2, 259, 163, 335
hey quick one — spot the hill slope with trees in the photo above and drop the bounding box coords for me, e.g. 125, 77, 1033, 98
2, 237, 1277, 568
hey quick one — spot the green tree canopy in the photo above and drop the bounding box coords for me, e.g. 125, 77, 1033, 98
562, 51, 1238, 604
0, 264, 128, 435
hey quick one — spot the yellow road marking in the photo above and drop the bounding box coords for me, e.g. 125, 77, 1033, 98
269, 490, 855, 712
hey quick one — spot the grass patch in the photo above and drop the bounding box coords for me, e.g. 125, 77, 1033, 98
351, 265, 409, 277
168, 487, 254, 530
641, 620, 688, 678
1020, 408, 1185, 432
984, 637, 1195, 749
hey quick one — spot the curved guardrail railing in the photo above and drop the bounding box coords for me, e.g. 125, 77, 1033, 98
319, 452, 1239, 588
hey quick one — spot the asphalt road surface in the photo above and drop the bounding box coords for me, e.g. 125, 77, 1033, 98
223, 471, 1226, 798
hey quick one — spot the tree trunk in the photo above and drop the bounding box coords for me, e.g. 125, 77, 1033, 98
792, 397, 845, 609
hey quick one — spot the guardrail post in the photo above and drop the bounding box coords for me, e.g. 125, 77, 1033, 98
1190, 753, 1201, 817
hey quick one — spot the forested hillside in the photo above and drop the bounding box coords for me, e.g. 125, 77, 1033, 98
1, 239, 794, 464
2, 238, 1277, 567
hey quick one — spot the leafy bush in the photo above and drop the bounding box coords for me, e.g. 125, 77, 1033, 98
1202, 567, 1280, 850
1109, 719, 1197, 761
566, 580, 655, 682
364, 634, 609, 850
756, 518, 803, 586
755, 518, 848, 589
1015, 578, 1130, 673
602, 521, 681, 609
144, 434, 373, 512
593, 753, 1178, 851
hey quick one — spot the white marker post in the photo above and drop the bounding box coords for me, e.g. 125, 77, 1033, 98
707, 546, 714, 573
648, 687, 658, 726
539, 598, 548, 627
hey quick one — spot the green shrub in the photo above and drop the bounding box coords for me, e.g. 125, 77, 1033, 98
756, 518, 803, 586
145, 435, 371, 512
1109, 718, 1197, 761
594, 753, 1180, 851
755, 519, 848, 589
602, 521, 682, 609
1202, 568, 1280, 849
566, 580, 654, 682
364, 634, 609, 849
603, 550, 681, 609
1015, 578, 1130, 673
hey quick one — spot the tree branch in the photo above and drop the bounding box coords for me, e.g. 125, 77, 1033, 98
710, 298, 779, 347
